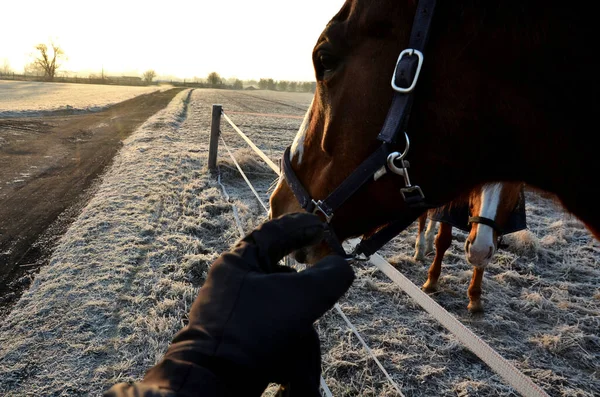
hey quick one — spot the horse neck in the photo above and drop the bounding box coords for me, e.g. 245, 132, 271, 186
415, 2, 594, 197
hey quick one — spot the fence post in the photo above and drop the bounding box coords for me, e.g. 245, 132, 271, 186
208, 104, 222, 172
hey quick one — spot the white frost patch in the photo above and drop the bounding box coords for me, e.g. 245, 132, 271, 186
0, 89, 243, 395
0, 81, 172, 118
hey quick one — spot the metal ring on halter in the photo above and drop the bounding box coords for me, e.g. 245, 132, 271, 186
386, 132, 410, 175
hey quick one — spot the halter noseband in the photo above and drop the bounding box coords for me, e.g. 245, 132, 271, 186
468, 216, 504, 235
281, 0, 438, 259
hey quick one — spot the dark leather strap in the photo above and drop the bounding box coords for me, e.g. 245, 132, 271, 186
468, 216, 503, 235
378, 0, 437, 144
316, 144, 390, 217
282, 146, 316, 212
283, 144, 390, 217
354, 210, 423, 257
408, 0, 437, 50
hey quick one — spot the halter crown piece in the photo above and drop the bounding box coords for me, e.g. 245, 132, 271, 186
282, 0, 438, 259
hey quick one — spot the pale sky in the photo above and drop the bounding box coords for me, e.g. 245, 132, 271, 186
0, 0, 345, 82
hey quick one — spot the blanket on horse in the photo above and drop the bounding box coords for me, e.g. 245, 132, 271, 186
429, 187, 527, 235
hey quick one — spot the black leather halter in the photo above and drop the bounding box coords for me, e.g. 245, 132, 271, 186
468, 216, 503, 235
281, 0, 438, 259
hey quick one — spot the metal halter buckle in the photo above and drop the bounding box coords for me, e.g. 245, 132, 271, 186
391, 49, 424, 93
311, 199, 333, 223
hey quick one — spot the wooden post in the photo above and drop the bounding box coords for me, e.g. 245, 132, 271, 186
208, 104, 222, 172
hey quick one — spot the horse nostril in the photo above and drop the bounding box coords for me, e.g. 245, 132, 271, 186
465, 240, 471, 254
486, 246, 493, 260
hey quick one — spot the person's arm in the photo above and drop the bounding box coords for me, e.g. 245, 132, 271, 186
105, 213, 355, 397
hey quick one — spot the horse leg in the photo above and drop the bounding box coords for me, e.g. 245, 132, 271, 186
424, 220, 438, 255
467, 266, 485, 313
422, 222, 452, 292
414, 212, 428, 261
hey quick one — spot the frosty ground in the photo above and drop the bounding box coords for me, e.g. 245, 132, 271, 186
0, 88, 598, 396
0, 80, 171, 118
0, 88, 184, 318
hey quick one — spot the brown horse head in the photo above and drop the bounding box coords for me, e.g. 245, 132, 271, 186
465, 182, 524, 267
270, 0, 599, 262
270, 1, 422, 262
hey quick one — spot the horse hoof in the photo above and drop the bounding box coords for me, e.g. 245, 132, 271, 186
413, 253, 425, 262
468, 301, 484, 313
422, 282, 438, 293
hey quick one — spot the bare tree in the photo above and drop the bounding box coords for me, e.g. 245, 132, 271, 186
33, 41, 65, 81
143, 69, 156, 84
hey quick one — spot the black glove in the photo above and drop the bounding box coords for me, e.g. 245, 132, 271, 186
105, 213, 355, 397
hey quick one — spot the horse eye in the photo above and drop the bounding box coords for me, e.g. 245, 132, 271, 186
319, 54, 338, 72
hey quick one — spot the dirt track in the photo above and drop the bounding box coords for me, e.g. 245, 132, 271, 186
0, 88, 185, 317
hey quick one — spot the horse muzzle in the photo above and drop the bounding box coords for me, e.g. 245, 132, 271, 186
465, 239, 496, 268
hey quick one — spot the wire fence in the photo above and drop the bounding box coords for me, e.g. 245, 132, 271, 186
209, 104, 550, 397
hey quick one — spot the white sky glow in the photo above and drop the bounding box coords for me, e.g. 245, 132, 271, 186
0, 0, 345, 81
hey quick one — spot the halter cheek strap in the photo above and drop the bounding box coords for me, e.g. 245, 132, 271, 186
378, 0, 437, 144
282, 146, 316, 212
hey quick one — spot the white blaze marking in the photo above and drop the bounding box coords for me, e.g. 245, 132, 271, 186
470, 183, 502, 263
290, 97, 313, 164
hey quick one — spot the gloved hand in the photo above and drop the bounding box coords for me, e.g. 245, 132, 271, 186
105, 213, 355, 397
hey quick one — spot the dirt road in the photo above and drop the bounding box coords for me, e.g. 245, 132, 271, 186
0, 88, 185, 316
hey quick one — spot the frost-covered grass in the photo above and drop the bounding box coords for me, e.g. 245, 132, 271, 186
0, 89, 598, 396
0, 80, 171, 117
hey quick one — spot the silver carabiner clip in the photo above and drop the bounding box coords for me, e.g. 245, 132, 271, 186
386, 132, 411, 183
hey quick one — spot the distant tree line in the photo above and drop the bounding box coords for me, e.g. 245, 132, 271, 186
0, 72, 147, 86
170, 73, 316, 93
257, 78, 315, 92
0, 53, 316, 92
